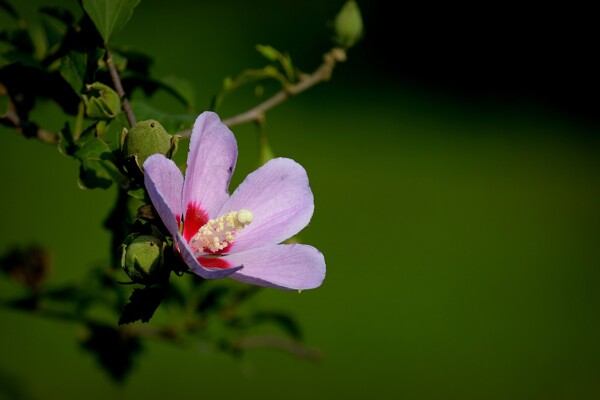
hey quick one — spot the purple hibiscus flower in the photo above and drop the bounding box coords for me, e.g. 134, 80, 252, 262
143, 112, 325, 290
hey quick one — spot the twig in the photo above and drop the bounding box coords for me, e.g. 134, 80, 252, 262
1, 106, 59, 145
104, 47, 137, 127
224, 47, 346, 127
178, 47, 347, 138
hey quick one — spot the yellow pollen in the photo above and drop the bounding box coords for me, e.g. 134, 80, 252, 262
190, 210, 253, 253
237, 209, 253, 224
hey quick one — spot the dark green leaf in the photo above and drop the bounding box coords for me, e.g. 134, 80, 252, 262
0, 41, 40, 69
40, 17, 66, 52
38, 6, 75, 26
0, 61, 80, 120
126, 187, 146, 201
81, 323, 142, 382
0, 0, 18, 20
58, 51, 87, 93
57, 123, 76, 156
95, 113, 128, 151
119, 286, 166, 325
39, 7, 74, 51
74, 134, 124, 189
26, 19, 48, 60
82, 0, 141, 43
0, 23, 33, 54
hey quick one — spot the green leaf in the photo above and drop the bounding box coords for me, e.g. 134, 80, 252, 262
98, 114, 128, 151
26, 18, 48, 60
255, 44, 295, 82
74, 134, 124, 189
38, 6, 75, 26
57, 122, 76, 156
0, 0, 19, 20
119, 286, 166, 325
39, 7, 75, 50
212, 65, 289, 111
126, 187, 146, 201
82, 0, 141, 43
59, 51, 87, 93
255, 44, 280, 61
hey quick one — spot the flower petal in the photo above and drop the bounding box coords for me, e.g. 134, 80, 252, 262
173, 232, 242, 279
224, 244, 326, 290
182, 112, 237, 226
218, 158, 314, 252
144, 154, 184, 237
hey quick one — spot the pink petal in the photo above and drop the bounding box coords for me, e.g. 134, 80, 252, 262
182, 112, 237, 231
143, 154, 184, 237
173, 232, 242, 279
219, 158, 314, 253
224, 244, 326, 290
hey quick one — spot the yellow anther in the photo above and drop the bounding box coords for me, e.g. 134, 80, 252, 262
237, 209, 254, 224
190, 209, 254, 253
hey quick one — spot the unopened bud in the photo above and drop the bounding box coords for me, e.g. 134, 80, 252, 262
120, 234, 169, 284
83, 82, 121, 120
120, 119, 180, 175
334, 0, 364, 48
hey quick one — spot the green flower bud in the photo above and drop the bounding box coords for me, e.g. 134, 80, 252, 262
334, 0, 364, 48
120, 234, 169, 284
83, 82, 121, 120
120, 120, 180, 179
121, 120, 180, 172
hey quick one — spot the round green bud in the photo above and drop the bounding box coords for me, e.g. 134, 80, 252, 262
334, 0, 364, 48
121, 234, 168, 284
121, 120, 179, 170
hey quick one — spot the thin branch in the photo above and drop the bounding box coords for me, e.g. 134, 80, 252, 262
1, 106, 59, 145
224, 47, 346, 127
104, 47, 137, 127
178, 47, 347, 138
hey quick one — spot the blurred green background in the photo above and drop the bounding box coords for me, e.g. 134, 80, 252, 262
1, 1, 599, 399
